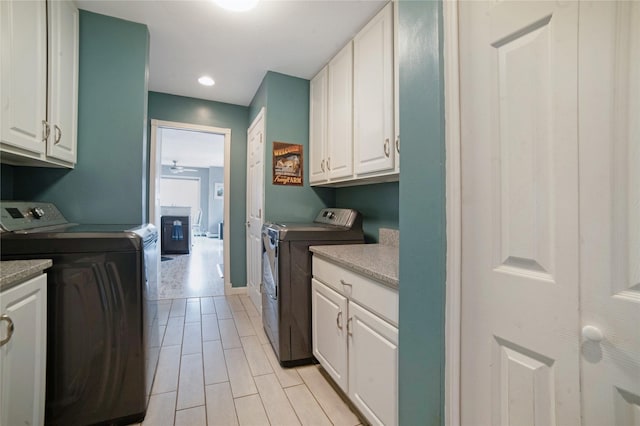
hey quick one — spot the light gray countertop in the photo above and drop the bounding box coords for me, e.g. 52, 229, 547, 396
0, 259, 52, 292
310, 243, 399, 290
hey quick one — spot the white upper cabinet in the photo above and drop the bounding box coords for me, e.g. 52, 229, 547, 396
353, 2, 395, 176
47, 0, 79, 165
308, 1, 398, 187
0, 0, 48, 155
327, 42, 354, 181
0, 0, 79, 168
309, 66, 328, 184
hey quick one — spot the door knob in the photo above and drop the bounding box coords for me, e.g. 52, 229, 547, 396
582, 325, 604, 342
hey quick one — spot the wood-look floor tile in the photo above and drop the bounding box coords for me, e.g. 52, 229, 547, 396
262, 343, 303, 388
213, 296, 233, 319
182, 322, 203, 355
241, 336, 273, 377
233, 310, 256, 337
297, 365, 360, 425
239, 295, 260, 318
284, 385, 332, 426
163, 322, 184, 347
201, 314, 220, 341
206, 382, 239, 426
200, 297, 216, 315
157, 301, 172, 326
174, 405, 206, 426
153, 345, 181, 394
224, 347, 258, 398
219, 318, 242, 349
185, 298, 201, 323
227, 295, 245, 312
235, 394, 270, 426
142, 391, 176, 426
249, 314, 269, 345
177, 353, 205, 409
203, 340, 228, 385
167, 315, 184, 327
170, 298, 187, 317
254, 374, 301, 426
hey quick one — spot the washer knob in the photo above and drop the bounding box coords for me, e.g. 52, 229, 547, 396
31, 207, 45, 219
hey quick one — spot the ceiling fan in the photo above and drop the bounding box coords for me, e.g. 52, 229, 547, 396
169, 160, 197, 174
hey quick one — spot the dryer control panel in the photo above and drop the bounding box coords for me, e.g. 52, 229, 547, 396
0, 201, 69, 232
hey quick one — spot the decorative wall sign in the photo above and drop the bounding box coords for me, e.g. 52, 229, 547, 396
273, 142, 303, 186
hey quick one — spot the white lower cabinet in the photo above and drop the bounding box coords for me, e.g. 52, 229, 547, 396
0, 274, 47, 426
311, 257, 398, 426
311, 278, 348, 391
348, 301, 398, 426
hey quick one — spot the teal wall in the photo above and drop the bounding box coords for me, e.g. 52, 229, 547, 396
13, 11, 150, 224
148, 92, 249, 288
1, 164, 14, 199
398, 1, 447, 424
335, 182, 399, 242
249, 72, 334, 223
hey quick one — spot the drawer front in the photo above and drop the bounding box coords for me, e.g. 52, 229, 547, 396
313, 256, 398, 326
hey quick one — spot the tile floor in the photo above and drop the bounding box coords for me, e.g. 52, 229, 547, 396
136, 293, 364, 425
158, 237, 225, 299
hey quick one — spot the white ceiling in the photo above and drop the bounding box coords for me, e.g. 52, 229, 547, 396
160, 128, 225, 168
75, 0, 388, 107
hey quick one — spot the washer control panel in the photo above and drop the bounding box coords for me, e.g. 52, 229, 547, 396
0, 201, 69, 232
313, 208, 361, 229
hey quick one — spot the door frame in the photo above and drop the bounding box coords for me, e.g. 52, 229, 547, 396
443, 1, 462, 425
149, 119, 238, 294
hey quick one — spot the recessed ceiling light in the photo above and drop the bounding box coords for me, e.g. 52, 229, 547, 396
198, 76, 215, 86
213, 0, 259, 12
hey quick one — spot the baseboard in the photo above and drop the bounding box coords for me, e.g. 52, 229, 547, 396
224, 282, 247, 295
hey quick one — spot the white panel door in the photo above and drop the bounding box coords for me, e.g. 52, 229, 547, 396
247, 109, 264, 309
348, 301, 398, 426
0, 0, 47, 154
327, 42, 354, 180
47, 0, 78, 164
311, 279, 348, 392
459, 2, 581, 425
578, 2, 640, 424
309, 67, 328, 184
353, 2, 394, 176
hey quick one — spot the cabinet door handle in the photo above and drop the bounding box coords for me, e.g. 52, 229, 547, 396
42, 120, 50, 142
395, 135, 400, 154
321, 159, 325, 172
340, 279, 352, 288
384, 138, 390, 158
336, 311, 343, 330
347, 317, 353, 336
54, 125, 62, 144
0, 315, 15, 347
327, 157, 331, 171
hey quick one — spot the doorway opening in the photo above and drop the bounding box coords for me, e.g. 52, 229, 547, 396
149, 119, 232, 297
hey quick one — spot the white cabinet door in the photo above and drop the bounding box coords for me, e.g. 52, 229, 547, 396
309, 67, 328, 184
0, 274, 47, 426
47, 0, 78, 165
393, 0, 400, 174
348, 301, 398, 426
353, 2, 394, 176
327, 42, 354, 180
0, 0, 47, 154
311, 278, 348, 392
